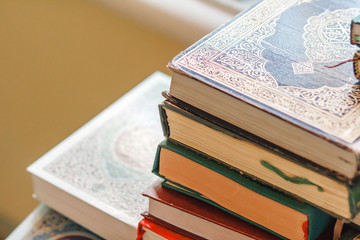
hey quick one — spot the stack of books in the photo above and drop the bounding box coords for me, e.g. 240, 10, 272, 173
10, 0, 360, 239
140, 0, 360, 239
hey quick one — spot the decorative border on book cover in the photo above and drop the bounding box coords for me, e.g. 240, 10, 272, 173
42, 78, 167, 226
24, 208, 102, 240
174, 0, 360, 143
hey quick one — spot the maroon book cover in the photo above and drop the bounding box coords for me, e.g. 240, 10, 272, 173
143, 180, 333, 240
143, 180, 283, 240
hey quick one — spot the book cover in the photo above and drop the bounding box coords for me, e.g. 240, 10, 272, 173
153, 140, 332, 240
27, 72, 170, 240
141, 212, 208, 240
6, 204, 103, 240
159, 100, 360, 219
168, 0, 360, 180
142, 179, 282, 240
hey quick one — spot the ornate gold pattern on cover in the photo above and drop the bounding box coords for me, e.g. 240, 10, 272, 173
304, 9, 359, 63
292, 62, 314, 74
175, 0, 360, 143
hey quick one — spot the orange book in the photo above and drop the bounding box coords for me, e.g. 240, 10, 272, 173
152, 140, 333, 240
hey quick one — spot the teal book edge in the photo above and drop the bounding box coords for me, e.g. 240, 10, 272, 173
152, 140, 332, 240
159, 100, 360, 218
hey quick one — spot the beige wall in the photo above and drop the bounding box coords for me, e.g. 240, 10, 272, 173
0, 0, 185, 237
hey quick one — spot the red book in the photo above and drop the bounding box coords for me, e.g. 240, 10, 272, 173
142, 180, 282, 240
137, 218, 194, 240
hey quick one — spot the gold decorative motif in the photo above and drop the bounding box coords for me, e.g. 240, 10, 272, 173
175, 0, 360, 143
304, 9, 359, 63
281, 84, 360, 117
292, 62, 314, 74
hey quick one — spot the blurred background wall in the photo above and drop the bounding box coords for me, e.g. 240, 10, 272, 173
0, 1, 186, 237
0, 0, 242, 238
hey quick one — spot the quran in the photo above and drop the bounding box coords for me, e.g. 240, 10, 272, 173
27, 72, 170, 239
167, 0, 360, 180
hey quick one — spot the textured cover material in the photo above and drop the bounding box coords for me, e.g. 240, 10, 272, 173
153, 140, 332, 240
6, 204, 103, 240
159, 100, 360, 219
27, 72, 170, 240
168, 0, 360, 179
142, 180, 282, 240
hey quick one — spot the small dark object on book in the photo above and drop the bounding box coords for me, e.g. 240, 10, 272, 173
326, 15, 360, 80
353, 51, 360, 80
352, 16, 360, 79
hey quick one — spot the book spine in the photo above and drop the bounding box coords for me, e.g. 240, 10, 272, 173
158, 102, 170, 138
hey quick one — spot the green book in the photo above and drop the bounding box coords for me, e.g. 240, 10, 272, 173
153, 140, 332, 240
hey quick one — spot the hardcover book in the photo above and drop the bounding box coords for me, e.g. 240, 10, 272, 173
6, 204, 103, 240
141, 212, 208, 240
153, 140, 332, 240
142, 179, 282, 240
159, 100, 360, 219
167, 0, 360, 180
137, 218, 194, 240
27, 72, 170, 240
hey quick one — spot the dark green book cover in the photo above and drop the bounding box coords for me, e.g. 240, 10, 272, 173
153, 140, 332, 240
